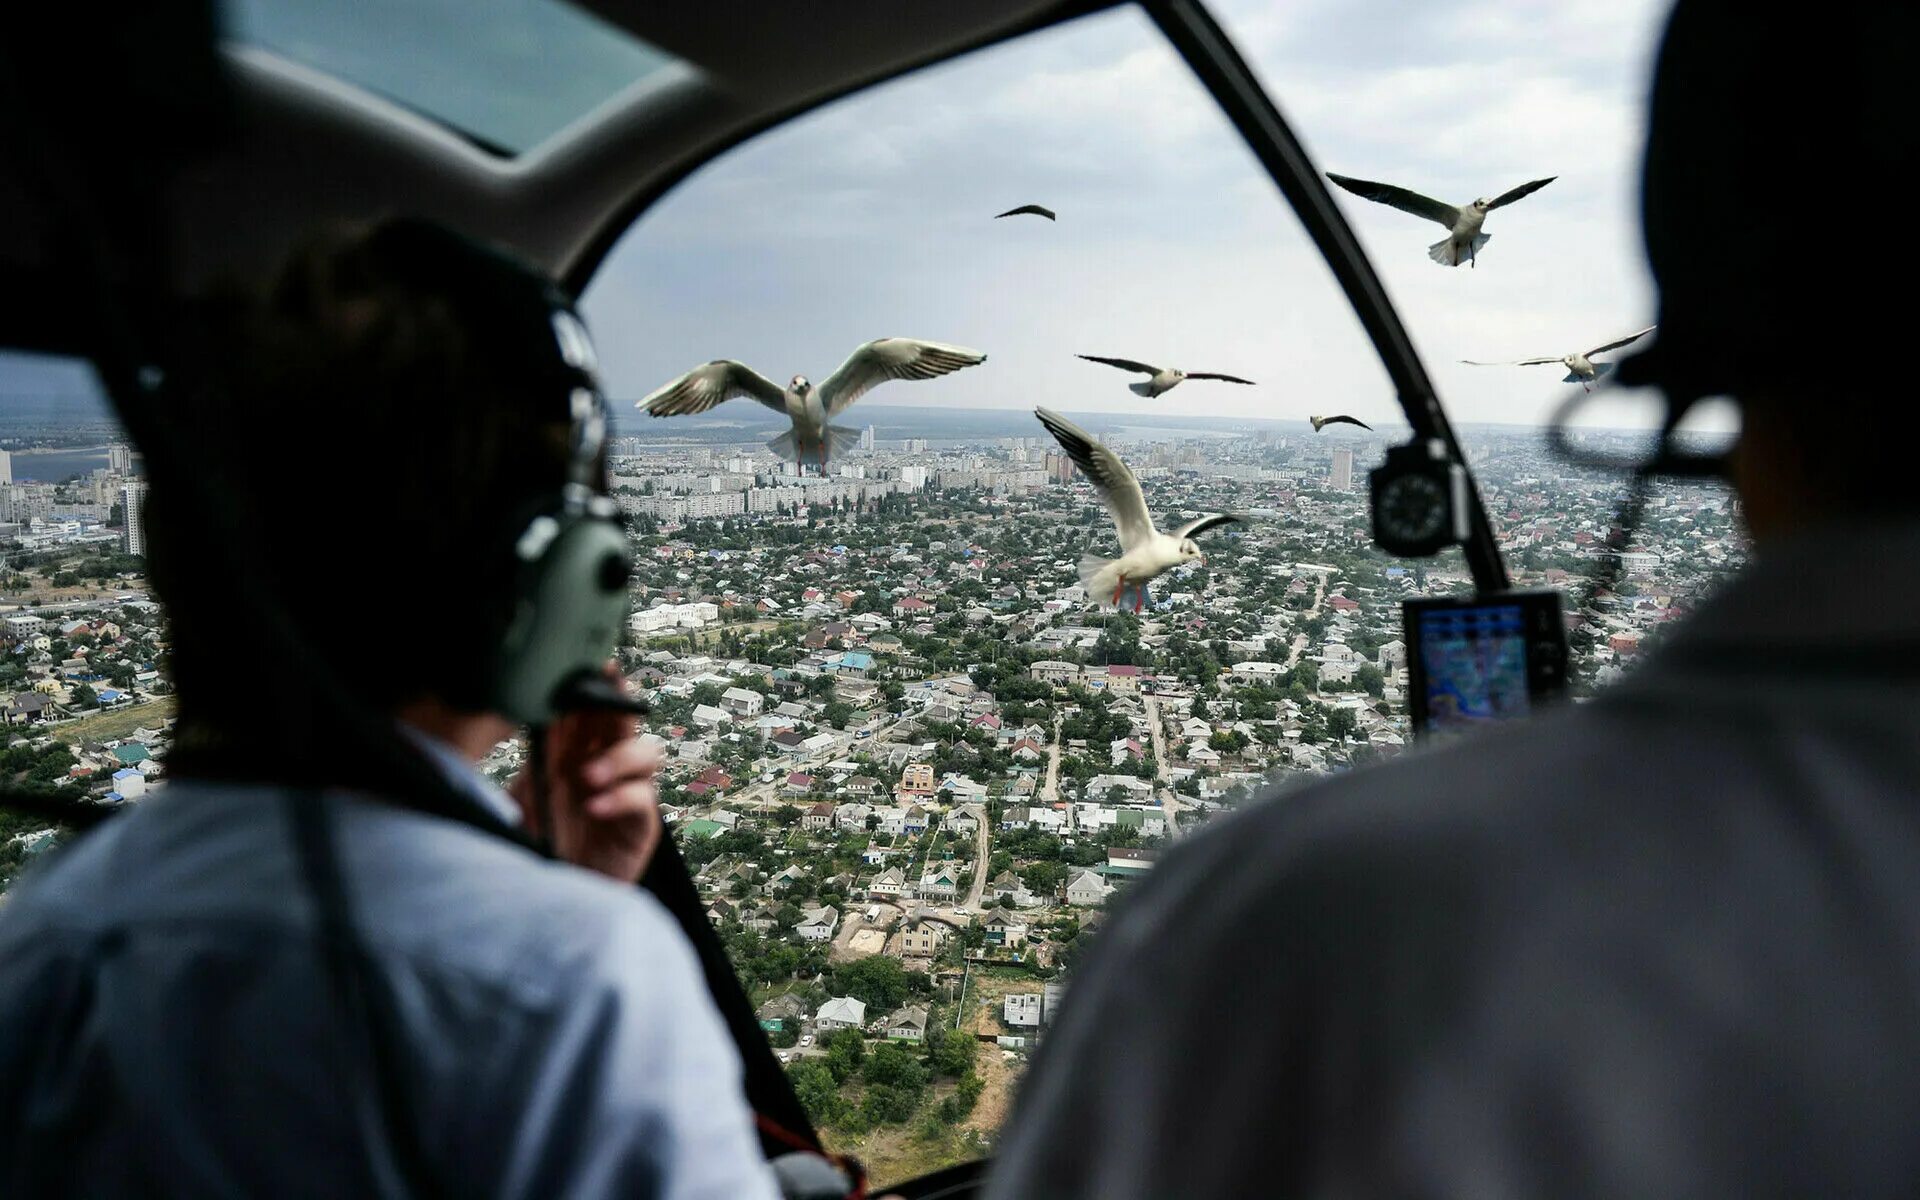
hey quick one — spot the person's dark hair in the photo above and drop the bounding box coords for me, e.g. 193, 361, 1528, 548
1621, 0, 1920, 512
149, 218, 594, 760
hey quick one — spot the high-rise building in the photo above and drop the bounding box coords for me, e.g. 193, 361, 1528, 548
107, 443, 133, 475
1328, 448, 1353, 491
0, 449, 11, 485
907, 438, 928, 454
860, 425, 875, 451
122, 480, 149, 554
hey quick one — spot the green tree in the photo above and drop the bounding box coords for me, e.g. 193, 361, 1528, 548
862, 1041, 930, 1090
830, 954, 927, 1011
1326, 706, 1359, 742
1356, 663, 1385, 698
924, 1025, 977, 1077
824, 1027, 867, 1083
936, 1071, 986, 1122
787, 1059, 847, 1126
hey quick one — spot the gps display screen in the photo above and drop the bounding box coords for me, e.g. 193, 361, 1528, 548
1416, 603, 1532, 730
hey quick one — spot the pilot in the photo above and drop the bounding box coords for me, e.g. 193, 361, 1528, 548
988, 0, 1920, 1196
0, 222, 784, 1197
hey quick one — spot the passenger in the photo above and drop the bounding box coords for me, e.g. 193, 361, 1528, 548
988, 1, 1920, 1195
0, 221, 782, 1197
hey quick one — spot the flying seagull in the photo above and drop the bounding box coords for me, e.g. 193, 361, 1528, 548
1076, 355, 1254, 397
1462, 326, 1656, 391
1310, 414, 1372, 432
1326, 172, 1556, 267
1034, 407, 1240, 613
640, 338, 987, 474
994, 204, 1056, 221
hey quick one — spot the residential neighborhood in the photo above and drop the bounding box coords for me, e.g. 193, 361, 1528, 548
2, 417, 1746, 1181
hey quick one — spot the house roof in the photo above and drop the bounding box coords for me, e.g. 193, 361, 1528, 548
817, 996, 866, 1024
985, 904, 1028, 928
888, 1005, 928, 1031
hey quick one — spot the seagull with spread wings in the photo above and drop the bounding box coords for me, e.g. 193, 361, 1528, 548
1311, 414, 1372, 432
1035, 407, 1240, 613
1325, 172, 1556, 267
639, 338, 987, 473
994, 204, 1056, 220
1462, 326, 1656, 391
1076, 354, 1255, 397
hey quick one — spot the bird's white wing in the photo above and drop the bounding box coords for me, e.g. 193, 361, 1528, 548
1584, 325, 1656, 357
1326, 173, 1460, 228
1172, 513, 1241, 540
639, 360, 785, 416
1035, 407, 1155, 552
817, 338, 987, 417
1460, 358, 1561, 367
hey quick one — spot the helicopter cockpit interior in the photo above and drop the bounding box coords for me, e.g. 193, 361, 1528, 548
1, 2, 1757, 1196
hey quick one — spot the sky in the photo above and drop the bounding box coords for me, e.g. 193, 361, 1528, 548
0, 0, 1676, 433
582, 0, 1675, 432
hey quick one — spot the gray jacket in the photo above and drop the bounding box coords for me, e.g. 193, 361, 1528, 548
0, 780, 780, 1200
990, 521, 1920, 1199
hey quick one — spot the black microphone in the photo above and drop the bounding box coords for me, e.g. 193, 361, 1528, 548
550, 671, 651, 716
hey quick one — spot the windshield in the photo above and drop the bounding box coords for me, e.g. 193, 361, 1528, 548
576, 0, 1739, 1184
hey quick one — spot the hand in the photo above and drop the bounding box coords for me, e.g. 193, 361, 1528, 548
510, 664, 663, 883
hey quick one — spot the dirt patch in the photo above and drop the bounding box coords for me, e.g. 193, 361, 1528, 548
829, 900, 905, 963
840, 928, 888, 960
964, 1038, 1018, 1137
956, 966, 1042, 1141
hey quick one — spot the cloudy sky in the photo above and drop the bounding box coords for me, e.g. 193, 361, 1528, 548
583, 0, 1673, 431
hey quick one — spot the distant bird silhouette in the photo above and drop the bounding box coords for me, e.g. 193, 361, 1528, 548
1462, 326, 1656, 391
1326, 172, 1555, 267
1076, 355, 1254, 398
1310, 414, 1372, 432
1035, 407, 1240, 613
994, 204, 1056, 221
640, 339, 986, 474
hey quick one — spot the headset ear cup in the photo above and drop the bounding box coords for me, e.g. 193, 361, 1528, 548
491, 502, 632, 726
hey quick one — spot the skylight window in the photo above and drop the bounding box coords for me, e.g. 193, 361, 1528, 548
227, 0, 682, 155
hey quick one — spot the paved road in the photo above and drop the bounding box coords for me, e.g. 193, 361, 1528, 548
1282, 574, 1328, 667
1039, 714, 1063, 806
961, 801, 991, 911
1141, 692, 1182, 834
